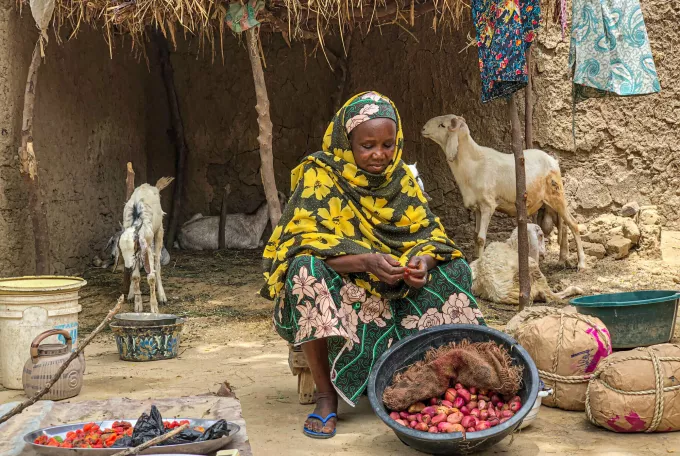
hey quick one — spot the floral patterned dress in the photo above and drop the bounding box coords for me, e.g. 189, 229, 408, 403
274, 255, 485, 406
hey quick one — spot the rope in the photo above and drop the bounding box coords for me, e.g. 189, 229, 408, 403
585, 347, 680, 432
514, 308, 612, 407
538, 369, 591, 384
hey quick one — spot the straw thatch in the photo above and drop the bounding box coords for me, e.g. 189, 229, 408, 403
20, 0, 472, 58
17, 0, 562, 60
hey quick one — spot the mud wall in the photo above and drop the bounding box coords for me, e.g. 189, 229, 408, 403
1, 0, 677, 273
533, 1, 679, 227
146, 33, 337, 226
345, 0, 679, 251
0, 2, 149, 275
345, 21, 513, 249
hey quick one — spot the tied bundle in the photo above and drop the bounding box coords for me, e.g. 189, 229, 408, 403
383, 340, 523, 412
513, 308, 611, 411
586, 344, 680, 433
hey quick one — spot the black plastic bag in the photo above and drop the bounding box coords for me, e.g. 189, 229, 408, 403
158, 428, 203, 446
197, 419, 230, 441
131, 405, 165, 446
110, 436, 133, 448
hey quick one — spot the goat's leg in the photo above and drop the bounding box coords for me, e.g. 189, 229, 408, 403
557, 215, 569, 266
555, 285, 585, 299
475, 206, 493, 258
131, 266, 143, 312
144, 245, 159, 313
147, 272, 158, 313
552, 201, 586, 271
154, 228, 167, 305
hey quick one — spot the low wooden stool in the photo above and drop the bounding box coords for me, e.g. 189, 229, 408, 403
288, 344, 316, 404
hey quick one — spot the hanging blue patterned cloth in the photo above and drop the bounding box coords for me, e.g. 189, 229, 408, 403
472, 0, 541, 103
569, 0, 660, 102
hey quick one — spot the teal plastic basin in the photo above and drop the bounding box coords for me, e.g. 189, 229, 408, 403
570, 290, 680, 349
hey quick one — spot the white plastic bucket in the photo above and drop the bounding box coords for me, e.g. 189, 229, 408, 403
0, 276, 86, 389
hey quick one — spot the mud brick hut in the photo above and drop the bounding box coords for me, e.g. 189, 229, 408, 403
0, 0, 676, 276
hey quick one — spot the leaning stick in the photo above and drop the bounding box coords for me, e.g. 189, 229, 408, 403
111, 423, 190, 456
0, 296, 124, 426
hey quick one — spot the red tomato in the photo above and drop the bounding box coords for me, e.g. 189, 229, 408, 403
46, 438, 60, 447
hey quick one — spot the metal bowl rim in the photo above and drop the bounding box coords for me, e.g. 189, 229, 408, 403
23, 418, 240, 451
367, 324, 539, 444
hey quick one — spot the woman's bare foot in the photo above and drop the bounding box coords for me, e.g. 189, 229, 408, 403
304, 391, 338, 436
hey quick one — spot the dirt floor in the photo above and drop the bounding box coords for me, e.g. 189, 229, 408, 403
2, 244, 680, 455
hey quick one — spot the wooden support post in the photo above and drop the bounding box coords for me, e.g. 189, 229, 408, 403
125, 162, 135, 200
288, 344, 316, 404
219, 184, 231, 250
525, 49, 534, 149
19, 41, 50, 275
155, 33, 188, 248
245, 28, 282, 228
122, 162, 135, 291
508, 94, 531, 311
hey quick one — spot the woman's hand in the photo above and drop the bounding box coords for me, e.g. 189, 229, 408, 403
363, 254, 406, 285
404, 256, 436, 289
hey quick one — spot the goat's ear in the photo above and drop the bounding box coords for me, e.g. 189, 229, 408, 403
444, 131, 460, 161
448, 116, 468, 132
448, 117, 459, 132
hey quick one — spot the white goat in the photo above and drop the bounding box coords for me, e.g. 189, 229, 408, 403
176, 192, 288, 250
406, 163, 431, 201
469, 223, 584, 305
93, 224, 169, 270
117, 177, 174, 313
422, 115, 586, 270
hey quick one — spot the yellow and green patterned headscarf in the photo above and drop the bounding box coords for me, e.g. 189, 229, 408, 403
261, 91, 463, 300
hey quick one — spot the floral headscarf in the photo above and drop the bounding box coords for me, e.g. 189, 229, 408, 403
260, 91, 464, 300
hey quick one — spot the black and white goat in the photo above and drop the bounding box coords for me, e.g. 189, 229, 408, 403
93, 224, 170, 271
116, 177, 174, 313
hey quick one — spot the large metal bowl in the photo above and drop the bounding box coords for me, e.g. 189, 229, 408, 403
24, 418, 240, 455
113, 313, 180, 327
368, 324, 539, 455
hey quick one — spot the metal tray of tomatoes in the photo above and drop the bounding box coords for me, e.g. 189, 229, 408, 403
24, 418, 240, 455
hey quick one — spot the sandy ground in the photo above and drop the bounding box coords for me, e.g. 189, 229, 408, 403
2, 247, 680, 455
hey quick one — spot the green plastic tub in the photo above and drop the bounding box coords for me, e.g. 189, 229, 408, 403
570, 290, 680, 349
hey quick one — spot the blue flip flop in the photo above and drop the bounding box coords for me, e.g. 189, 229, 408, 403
303, 412, 337, 439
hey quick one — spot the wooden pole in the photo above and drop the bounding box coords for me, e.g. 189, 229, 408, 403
155, 33, 188, 248
111, 423, 189, 456
122, 162, 135, 291
125, 162, 135, 200
525, 49, 534, 149
219, 184, 231, 250
19, 41, 50, 275
508, 94, 531, 311
0, 296, 124, 425
245, 28, 282, 227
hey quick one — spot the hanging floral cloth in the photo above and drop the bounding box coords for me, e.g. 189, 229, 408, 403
569, 0, 660, 102
472, 0, 541, 103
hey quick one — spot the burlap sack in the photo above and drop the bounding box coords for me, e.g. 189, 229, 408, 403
586, 344, 680, 432
514, 309, 611, 411
382, 340, 523, 411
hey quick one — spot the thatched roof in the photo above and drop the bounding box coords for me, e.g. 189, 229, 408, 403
29, 0, 470, 58
20, 0, 560, 61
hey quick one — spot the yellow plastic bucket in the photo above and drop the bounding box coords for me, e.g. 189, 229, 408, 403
0, 276, 86, 389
